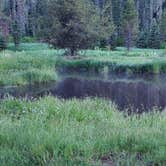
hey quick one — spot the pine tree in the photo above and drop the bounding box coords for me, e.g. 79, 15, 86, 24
147, 22, 161, 49
160, 9, 166, 42
121, 0, 138, 51
0, 11, 9, 51
136, 31, 148, 48
95, 0, 115, 48
8, 0, 25, 49
111, 0, 124, 46
0, 32, 7, 51
44, 0, 114, 56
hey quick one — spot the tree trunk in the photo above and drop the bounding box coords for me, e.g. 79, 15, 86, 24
126, 28, 132, 51
70, 48, 76, 56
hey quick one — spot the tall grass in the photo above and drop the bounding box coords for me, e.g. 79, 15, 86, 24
0, 43, 166, 85
0, 97, 166, 165
57, 48, 166, 74
0, 43, 60, 86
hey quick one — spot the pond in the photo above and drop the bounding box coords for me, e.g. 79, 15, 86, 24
1, 73, 166, 113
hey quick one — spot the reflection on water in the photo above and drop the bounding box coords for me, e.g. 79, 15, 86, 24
1, 74, 166, 113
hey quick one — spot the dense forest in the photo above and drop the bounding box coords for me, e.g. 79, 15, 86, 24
0, 0, 166, 52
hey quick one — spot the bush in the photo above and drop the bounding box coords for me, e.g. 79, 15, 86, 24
0, 33, 7, 51
136, 31, 148, 48
160, 42, 166, 49
21, 36, 36, 43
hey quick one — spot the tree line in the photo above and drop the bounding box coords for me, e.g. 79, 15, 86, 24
0, 0, 166, 54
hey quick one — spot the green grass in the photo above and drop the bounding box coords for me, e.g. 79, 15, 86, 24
0, 97, 165, 165
0, 43, 59, 86
0, 43, 166, 165
0, 43, 166, 86
58, 47, 166, 74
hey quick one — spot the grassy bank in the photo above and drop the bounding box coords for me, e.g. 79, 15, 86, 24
0, 97, 165, 165
0, 43, 59, 86
0, 43, 166, 86
57, 48, 166, 74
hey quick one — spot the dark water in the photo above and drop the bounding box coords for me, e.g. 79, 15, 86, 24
1, 74, 166, 112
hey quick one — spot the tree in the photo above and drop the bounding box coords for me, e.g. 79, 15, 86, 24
8, 0, 25, 49
147, 22, 161, 49
108, 32, 117, 50
111, 0, 124, 46
121, 0, 138, 51
136, 31, 148, 48
95, 0, 115, 48
160, 9, 166, 42
0, 32, 7, 51
0, 11, 9, 51
44, 0, 114, 56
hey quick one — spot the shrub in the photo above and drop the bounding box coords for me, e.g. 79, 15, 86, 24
21, 36, 36, 43
136, 31, 148, 48
0, 33, 7, 51
160, 42, 166, 49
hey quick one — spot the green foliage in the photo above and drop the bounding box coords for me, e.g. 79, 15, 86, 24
121, 0, 138, 51
0, 43, 58, 86
0, 43, 165, 85
96, 0, 115, 48
160, 9, 166, 42
109, 33, 117, 50
160, 42, 166, 49
44, 0, 114, 55
57, 47, 165, 74
0, 33, 7, 51
12, 21, 21, 49
21, 37, 36, 43
0, 97, 166, 165
147, 22, 161, 49
136, 31, 148, 48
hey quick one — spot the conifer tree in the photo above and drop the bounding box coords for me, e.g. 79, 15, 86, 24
8, 0, 25, 49
0, 11, 9, 51
160, 9, 166, 42
96, 0, 115, 48
147, 22, 161, 49
121, 0, 138, 51
136, 31, 148, 48
45, 0, 114, 56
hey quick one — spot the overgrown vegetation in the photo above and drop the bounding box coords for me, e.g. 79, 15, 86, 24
57, 47, 166, 74
0, 97, 165, 166
0, 1, 166, 165
0, 43, 58, 86
0, 43, 166, 87
0, 33, 7, 51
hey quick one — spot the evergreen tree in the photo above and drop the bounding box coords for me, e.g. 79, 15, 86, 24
136, 31, 148, 48
0, 11, 9, 50
8, 0, 25, 49
96, 0, 115, 48
160, 9, 166, 42
108, 32, 117, 50
44, 0, 114, 56
111, 0, 124, 46
121, 0, 138, 51
0, 32, 7, 51
147, 22, 161, 49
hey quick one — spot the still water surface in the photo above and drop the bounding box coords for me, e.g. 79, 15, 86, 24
1, 73, 166, 112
